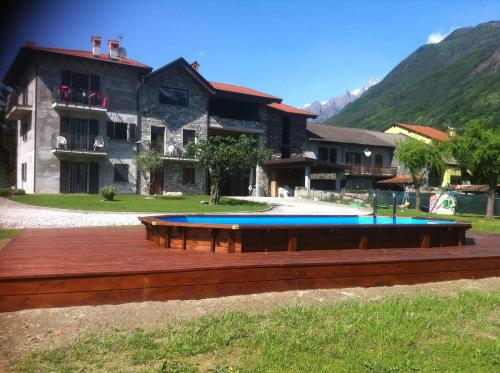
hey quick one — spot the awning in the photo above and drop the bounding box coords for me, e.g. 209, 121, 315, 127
377, 175, 413, 184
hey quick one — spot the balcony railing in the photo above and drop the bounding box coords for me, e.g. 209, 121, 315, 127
343, 163, 397, 177
5, 90, 33, 119
149, 142, 195, 160
52, 133, 108, 153
52, 85, 108, 110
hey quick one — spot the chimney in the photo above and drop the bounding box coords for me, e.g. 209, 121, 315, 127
191, 61, 200, 71
108, 39, 120, 60
91, 36, 102, 57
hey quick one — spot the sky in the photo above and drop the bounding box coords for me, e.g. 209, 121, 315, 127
1, 0, 499, 107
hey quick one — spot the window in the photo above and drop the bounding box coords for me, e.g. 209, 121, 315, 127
114, 164, 129, 182
129, 123, 138, 141
318, 147, 329, 161
329, 148, 337, 163
21, 163, 27, 182
60, 71, 101, 105
346, 152, 361, 165
281, 147, 290, 159
21, 121, 29, 141
107, 121, 128, 141
159, 87, 189, 107
375, 154, 383, 167
183, 129, 196, 146
182, 168, 195, 184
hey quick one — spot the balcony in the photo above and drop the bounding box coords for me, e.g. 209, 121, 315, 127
209, 116, 265, 135
52, 85, 108, 113
5, 90, 33, 120
149, 142, 197, 161
51, 133, 108, 156
343, 163, 397, 177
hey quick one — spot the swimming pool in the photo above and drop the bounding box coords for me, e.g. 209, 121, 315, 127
138, 214, 471, 253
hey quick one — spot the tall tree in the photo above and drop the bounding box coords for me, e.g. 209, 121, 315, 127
185, 135, 271, 205
451, 119, 500, 218
0, 107, 16, 186
134, 148, 163, 195
394, 138, 446, 210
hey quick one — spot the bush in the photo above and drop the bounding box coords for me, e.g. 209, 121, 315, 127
101, 185, 116, 201
0, 188, 25, 196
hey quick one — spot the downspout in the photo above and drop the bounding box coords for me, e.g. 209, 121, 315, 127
135, 75, 145, 194
33, 63, 38, 193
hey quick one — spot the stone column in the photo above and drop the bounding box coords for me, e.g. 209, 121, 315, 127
305, 166, 311, 191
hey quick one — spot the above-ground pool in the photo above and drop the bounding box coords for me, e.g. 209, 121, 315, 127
139, 215, 471, 253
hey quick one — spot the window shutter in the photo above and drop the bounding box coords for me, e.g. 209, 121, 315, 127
60, 161, 70, 193
107, 121, 114, 139
90, 75, 100, 91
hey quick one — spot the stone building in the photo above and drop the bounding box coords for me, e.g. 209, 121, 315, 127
3, 38, 318, 196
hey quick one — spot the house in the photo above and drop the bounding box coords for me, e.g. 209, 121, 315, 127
384, 123, 461, 186
3, 37, 317, 196
300, 124, 405, 191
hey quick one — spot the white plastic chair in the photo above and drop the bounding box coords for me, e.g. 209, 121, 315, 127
93, 135, 105, 151
56, 135, 67, 149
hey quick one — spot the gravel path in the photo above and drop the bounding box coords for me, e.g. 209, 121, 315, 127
0, 197, 370, 229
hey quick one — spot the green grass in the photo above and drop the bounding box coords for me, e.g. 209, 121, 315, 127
377, 207, 500, 234
14, 291, 500, 372
8, 194, 267, 213
0, 229, 18, 239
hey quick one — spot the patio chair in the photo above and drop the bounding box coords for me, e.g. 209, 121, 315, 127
93, 135, 105, 151
56, 135, 67, 149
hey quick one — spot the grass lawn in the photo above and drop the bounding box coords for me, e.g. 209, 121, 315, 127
14, 290, 500, 372
377, 207, 500, 234
0, 229, 18, 239
8, 194, 267, 213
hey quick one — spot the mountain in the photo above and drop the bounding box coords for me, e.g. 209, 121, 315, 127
301, 79, 379, 124
326, 21, 500, 130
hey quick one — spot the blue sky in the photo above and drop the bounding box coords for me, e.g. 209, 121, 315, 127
1, 0, 499, 106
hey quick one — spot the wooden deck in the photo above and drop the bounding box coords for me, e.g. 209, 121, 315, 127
0, 227, 499, 312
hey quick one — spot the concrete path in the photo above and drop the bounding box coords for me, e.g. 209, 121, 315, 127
0, 197, 370, 229
235, 196, 371, 215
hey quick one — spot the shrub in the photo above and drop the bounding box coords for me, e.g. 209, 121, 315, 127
0, 188, 25, 196
101, 185, 116, 201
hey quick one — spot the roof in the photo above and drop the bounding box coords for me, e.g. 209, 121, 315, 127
307, 124, 405, 148
209, 81, 281, 102
267, 102, 317, 118
460, 184, 500, 193
4, 43, 152, 86
377, 175, 413, 184
148, 57, 214, 93
391, 123, 451, 141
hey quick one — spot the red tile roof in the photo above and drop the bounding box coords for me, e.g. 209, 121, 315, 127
209, 81, 281, 101
394, 123, 451, 141
268, 102, 317, 118
25, 44, 151, 69
377, 175, 413, 184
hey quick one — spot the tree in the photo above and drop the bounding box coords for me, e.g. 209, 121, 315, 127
185, 135, 272, 205
134, 148, 163, 195
451, 119, 500, 218
394, 138, 446, 210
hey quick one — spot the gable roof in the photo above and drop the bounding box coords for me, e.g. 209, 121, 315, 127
391, 123, 451, 141
267, 102, 317, 118
307, 124, 405, 147
209, 81, 281, 102
4, 43, 152, 86
148, 57, 215, 93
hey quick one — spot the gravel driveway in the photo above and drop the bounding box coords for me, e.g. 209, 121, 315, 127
0, 197, 370, 229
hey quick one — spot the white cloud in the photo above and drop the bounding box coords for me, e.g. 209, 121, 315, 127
198, 50, 206, 57
427, 32, 447, 44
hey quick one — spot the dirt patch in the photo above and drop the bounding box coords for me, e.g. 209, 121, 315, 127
0, 239, 10, 250
1, 277, 499, 371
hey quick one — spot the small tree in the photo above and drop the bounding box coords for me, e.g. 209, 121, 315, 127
394, 138, 446, 210
185, 135, 272, 205
134, 148, 163, 195
451, 119, 500, 218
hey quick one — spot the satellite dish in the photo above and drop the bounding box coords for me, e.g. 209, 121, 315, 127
118, 47, 127, 58
364, 148, 372, 157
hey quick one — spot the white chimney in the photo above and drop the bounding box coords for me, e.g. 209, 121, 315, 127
91, 36, 101, 57
191, 61, 200, 71
108, 39, 119, 60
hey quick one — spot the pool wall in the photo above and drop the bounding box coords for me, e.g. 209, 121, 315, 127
139, 215, 471, 253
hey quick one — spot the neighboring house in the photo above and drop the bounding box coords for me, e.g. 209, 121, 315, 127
384, 123, 461, 187
3, 37, 317, 196
300, 124, 405, 191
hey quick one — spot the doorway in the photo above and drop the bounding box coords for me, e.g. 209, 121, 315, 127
149, 167, 164, 195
